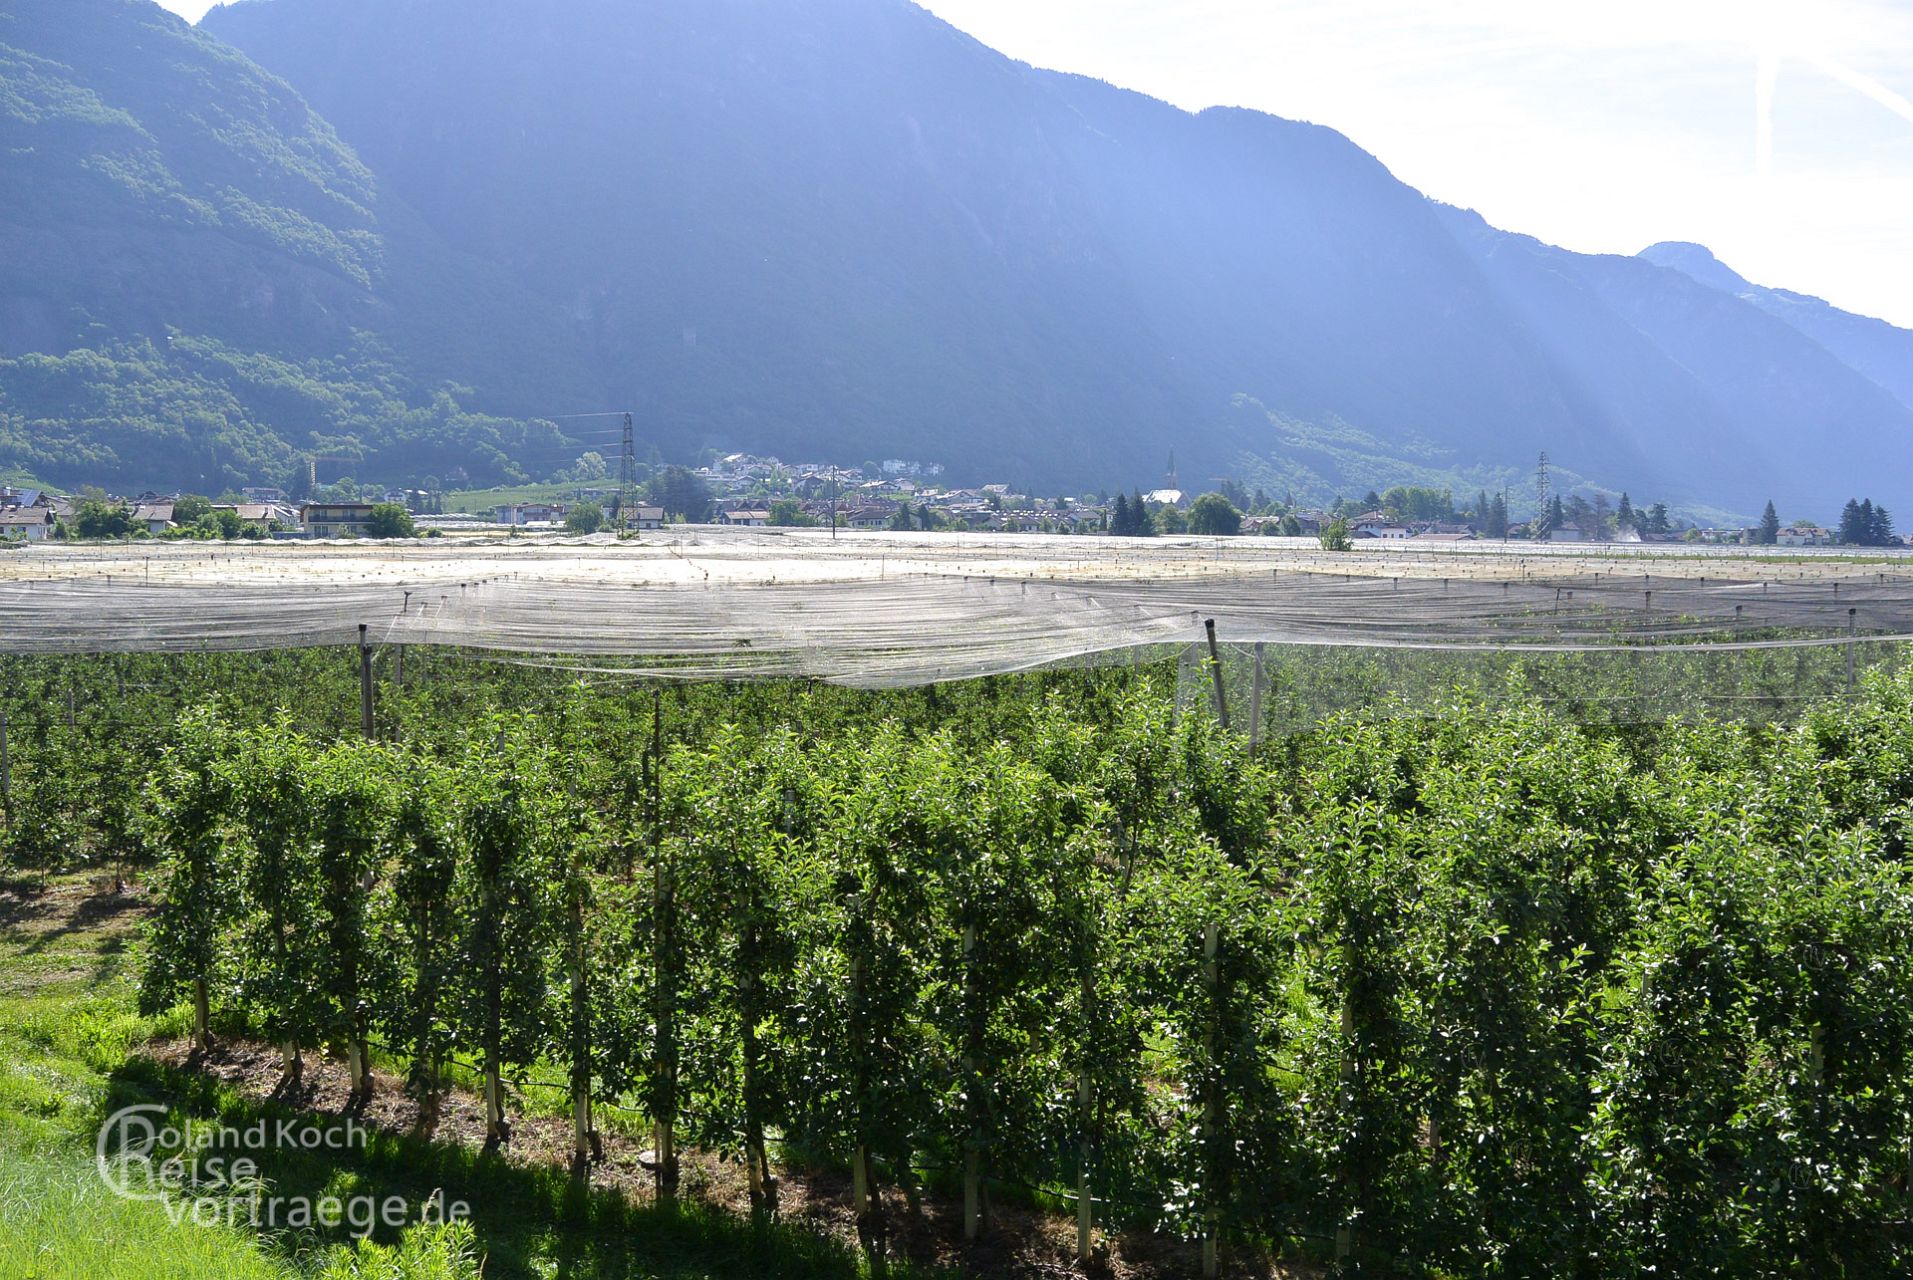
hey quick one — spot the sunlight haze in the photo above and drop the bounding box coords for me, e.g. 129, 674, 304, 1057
158, 0, 1913, 327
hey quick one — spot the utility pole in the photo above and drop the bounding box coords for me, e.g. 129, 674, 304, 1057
619, 412, 636, 531
1535, 453, 1552, 538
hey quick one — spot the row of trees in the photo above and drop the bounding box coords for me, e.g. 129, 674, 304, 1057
130, 673, 1913, 1277
1304, 486, 1684, 541
1529, 491, 1674, 540
56, 496, 417, 541
1838, 498, 1898, 547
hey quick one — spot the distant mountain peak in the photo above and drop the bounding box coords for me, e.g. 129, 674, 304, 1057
1637, 240, 1913, 412
1639, 242, 1751, 294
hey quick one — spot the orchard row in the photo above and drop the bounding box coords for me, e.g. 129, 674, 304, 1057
109, 661, 1913, 1279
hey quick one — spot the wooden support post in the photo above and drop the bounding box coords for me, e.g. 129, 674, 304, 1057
1071, 903, 1101, 1262
650, 687, 679, 1204
850, 934, 872, 1226
1248, 642, 1266, 753
0, 703, 10, 813
358, 624, 375, 740
852, 1134, 870, 1221
1203, 619, 1229, 731
1847, 608, 1859, 697
484, 1061, 504, 1146
742, 834, 772, 1219
1077, 997, 1094, 1261
569, 857, 593, 1181
844, 878, 882, 1257
963, 921, 983, 1242
1202, 921, 1221, 1280
654, 861, 678, 1205
1336, 943, 1356, 1266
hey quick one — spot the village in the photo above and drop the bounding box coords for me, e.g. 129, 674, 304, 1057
0, 453, 1876, 547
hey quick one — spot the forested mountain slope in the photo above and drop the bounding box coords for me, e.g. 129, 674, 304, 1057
4, 0, 1909, 512
0, 0, 588, 491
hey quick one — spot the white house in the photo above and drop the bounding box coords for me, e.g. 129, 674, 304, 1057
131, 502, 175, 535
0, 508, 52, 541
497, 502, 567, 526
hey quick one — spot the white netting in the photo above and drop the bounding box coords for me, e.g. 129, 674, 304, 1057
3, 529, 1912, 687
1177, 639, 1911, 735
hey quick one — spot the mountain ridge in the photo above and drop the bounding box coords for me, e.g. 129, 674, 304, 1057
1, 0, 1907, 517
1640, 240, 1913, 412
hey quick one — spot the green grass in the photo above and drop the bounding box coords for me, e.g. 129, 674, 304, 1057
0, 876, 158, 1150
438, 484, 584, 516
0, 1151, 295, 1280
0, 874, 920, 1280
0, 873, 297, 1278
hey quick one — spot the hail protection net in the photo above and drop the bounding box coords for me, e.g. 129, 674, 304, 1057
1175, 638, 1911, 735
3, 531, 1913, 699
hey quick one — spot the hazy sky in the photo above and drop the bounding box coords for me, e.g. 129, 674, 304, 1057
160, 0, 1913, 326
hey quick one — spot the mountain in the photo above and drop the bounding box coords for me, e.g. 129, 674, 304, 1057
1439, 208, 1913, 514
0, 0, 592, 491
210, 0, 1590, 497
4, 0, 1909, 515
187, 0, 1913, 513
1640, 242, 1913, 412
